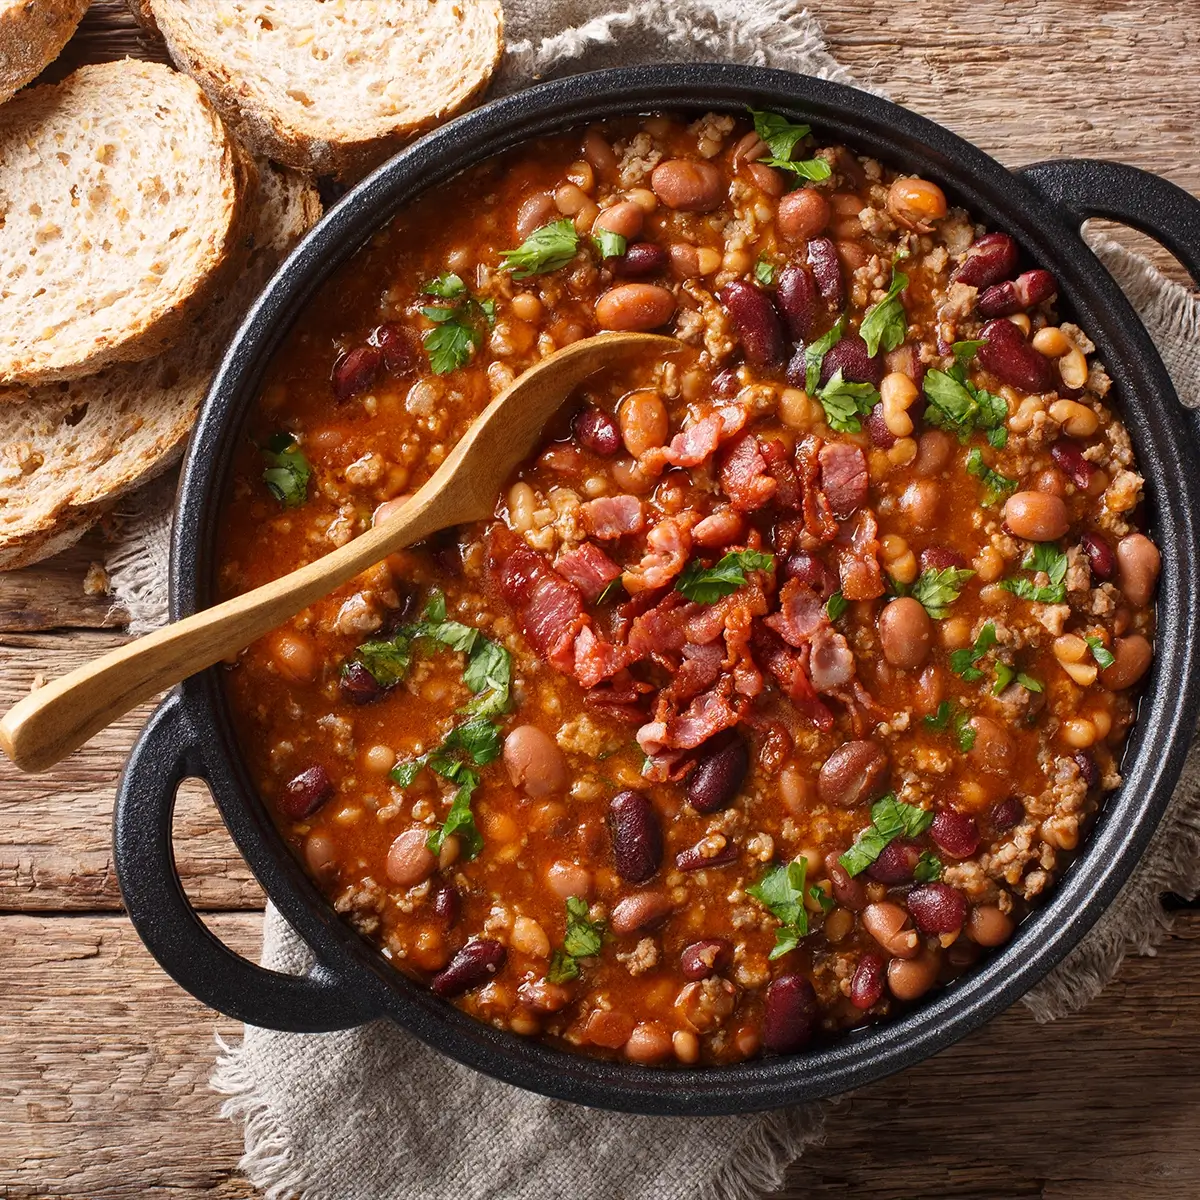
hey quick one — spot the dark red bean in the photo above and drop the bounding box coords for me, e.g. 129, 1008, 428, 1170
711, 367, 741, 399
825, 852, 867, 911
278, 765, 334, 819
785, 342, 809, 390
990, 795, 1024, 832
867, 403, 896, 449
680, 938, 733, 980
866, 838, 922, 884
1074, 751, 1100, 790
763, 974, 818, 1054
849, 954, 885, 1010
977, 269, 1058, 318
807, 236, 843, 304
718, 281, 786, 370
675, 840, 739, 871
906, 883, 968, 935
1051, 441, 1094, 490
977, 319, 1056, 393
372, 323, 418, 375
919, 545, 968, 573
573, 405, 622, 456
608, 790, 663, 883
781, 551, 839, 598
776, 263, 818, 341
331, 345, 381, 401
818, 331, 883, 388
431, 881, 460, 927
616, 241, 669, 278
818, 740, 890, 808
687, 733, 750, 813
951, 232, 1019, 290
1082, 531, 1116, 580
430, 939, 507, 998
339, 660, 384, 704
931, 809, 980, 859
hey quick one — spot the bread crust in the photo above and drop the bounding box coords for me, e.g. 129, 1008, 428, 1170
0, 0, 91, 104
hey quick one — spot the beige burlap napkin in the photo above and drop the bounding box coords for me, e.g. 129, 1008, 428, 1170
102, 3, 1200, 1196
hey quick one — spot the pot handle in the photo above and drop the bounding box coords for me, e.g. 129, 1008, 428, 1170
113, 693, 378, 1031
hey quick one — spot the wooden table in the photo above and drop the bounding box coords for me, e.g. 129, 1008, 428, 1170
3, 3, 1198, 1196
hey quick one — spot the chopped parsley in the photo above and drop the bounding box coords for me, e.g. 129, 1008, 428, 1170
424, 272, 468, 299
859, 261, 909, 357
441, 715, 503, 764
547, 896, 605, 983
914, 850, 944, 883
261, 432, 312, 507
951, 338, 986, 364
419, 275, 496, 375
803, 315, 845, 393
910, 566, 975, 620
500, 218, 579, 279
826, 590, 849, 621
924, 701, 976, 751
676, 549, 775, 604
425, 759, 483, 860
1000, 542, 1068, 605
809, 885, 835, 914
349, 634, 413, 688
965, 447, 1018, 506
816, 368, 880, 434
948, 621, 998, 682
411, 591, 512, 717
922, 363, 1009, 448
990, 662, 1043, 696
747, 859, 809, 959
754, 255, 777, 286
748, 109, 833, 182
591, 229, 626, 260
595, 577, 625, 606
1086, 635, 1116, 669
839, 794, 934, 877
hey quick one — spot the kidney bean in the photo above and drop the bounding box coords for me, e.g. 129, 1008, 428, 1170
387, 828, 436, 887
1003, 490, 1070, 542
878, 596, 933, 669
951, 232, 1019, 290
372, 323, 418, 375
887, 947, 941, 1001
817, 331, 882, 388
339, 660, 383, 704
866, 403, 896, 449
651, 159, 725, 211
762, 975, 818, 1054
866, 838, 922, 885
680, 938, 734, 981
279, 765, 333, 819
431, 939, 507, 998
977, 318, 1055, 392
776, 263, 818, 341
675, 838, 739, 871
862, 901, 920, 958
595, 283, 676, 331
931, 809, 979, 858
615, 241, 669, 278
430, 880, 460, 926
1100, 634, 1153, 690
977, 268, 1058, 317
918, 545, 967, 573
784, 343, 809, 390
782, 551, 839, 597
818, 740, 889, 808
718, 281, 786, 369
687, 733, 750, 813
825, 852, 867, 911
331, 345, 381, 401
1116, 533, 1161, 607
906, 883, 968, 936
990, 796, 1024, 832
610, 890, 674, 935
850, 954, 886, 1009
807, 236, 843, 304
504, 725, 568, 797
1050, 441, 1094, 490
966, 905, 1014, 948
711, 367, 741, 399
1081, 531, 1116, 580
608, 790, 663, 883
573, 405, 622, 456
776, 188, 831, 241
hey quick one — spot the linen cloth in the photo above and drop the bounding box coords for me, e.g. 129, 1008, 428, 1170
101, 3, 1200, 1197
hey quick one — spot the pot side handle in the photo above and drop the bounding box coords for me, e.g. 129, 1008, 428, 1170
113, 694, 378, 1031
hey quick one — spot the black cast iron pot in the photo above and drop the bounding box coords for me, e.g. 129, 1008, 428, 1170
113, 64, 1200, 1115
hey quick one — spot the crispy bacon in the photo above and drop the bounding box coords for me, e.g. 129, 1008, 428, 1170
555, 542, 622, 604
752, 627, 835, 732
572, 624, 635, 687
796, 436, 839, 544
760, 438, 802, 510
627, 590, 689, 658
584, 668, 651, 723
622, 514, 694, 594
663, 413, 723, 468
719, 433, 777, 512
667, 642, 726, 704
764, 578, 827, 647
808, 625, 856, 691
498, 545, 548, 605
722, 600, 764, 698
583, 494, 645, 540
819, 443, 868, 519
837, 509, 885, 600
662, 681, 741, 750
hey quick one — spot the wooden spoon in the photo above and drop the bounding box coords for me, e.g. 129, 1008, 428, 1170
0, 332, 678, 773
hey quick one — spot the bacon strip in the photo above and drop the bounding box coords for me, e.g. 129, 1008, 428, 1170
663, 414, 723, 468
583, 494, 645, 540
796, 435, 839, 544
719, 433, 777, 512
819, 442, 868, 519
837, 509, 885, 600
555, 542, 622, 604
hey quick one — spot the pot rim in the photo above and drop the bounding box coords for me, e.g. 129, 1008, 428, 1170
166, 63, 1200, 1114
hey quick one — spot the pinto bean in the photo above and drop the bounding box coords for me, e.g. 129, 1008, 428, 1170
687, 733, 750, 813
618, 389, 669, 456
825, 852, 867, 911
430, 939, 507, 998
818, 740, 889, 808
878, 596, 933, 669
900, 478, 942, 529
1115, 533, 1161, 607
279, 765, 333, 819
1003, 491, 1070, 542
762, 975, 818, 1054
966, 904, 1014, 947
271, 630, 317, 684
951, 232, 1019, 290
718, 280, 786, 369
595, 284, 676, 331
850, 953, 885, 1009
1082, 531, 1116, 580
906, 883, 968, 935
967, 717, 1014, 775
913, 429, 954, 477
304, 832, 337, 879
608, 790, 663, 883
615, 242, 669, 278
862, 901, 920, 959
977, 318, 1055, 392
674, 976, 738, 1034
807, 236, 843, 304
610, 890, 674, 935
650, 159, 725, 211
887, 177, 947, 231
680, 938, 734, 980
887, 947, 941, 1001
625, 1021, 673, 1063
573, 405, 622, 456
504, 725, 568, 797
1100, 634, 1153, 690
594, 201, 645, 241
515, 191, 557, 240
387, 828, 436, 887
545, 860, 593, 902
776, 263, 817, 341
776, 188, 831, 241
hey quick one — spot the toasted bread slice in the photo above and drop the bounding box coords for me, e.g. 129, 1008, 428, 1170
0, 159, 321, 570
147, 0, 504, 178
0, 0, 91, 104
0, 60, 255, 385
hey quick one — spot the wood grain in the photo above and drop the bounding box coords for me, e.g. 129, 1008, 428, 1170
2, 3, 1197, 1198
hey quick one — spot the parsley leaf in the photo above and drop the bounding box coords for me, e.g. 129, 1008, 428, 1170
350, 634, 413, 688
411, 592, 513, 717
1016, 672, 1043, 693
748, 108, 832, 182
923, 702, 975, 750
924, 701, 952, 730
965, 447, 1018, 506
951, 338, 986, 364
859, 262, 909, 357
1086, 635, 1115, 669
547, 896, 605, 982
261, 433, 312, 507
747, 859, 809, 959
424, 273, 467, 300
809, 885, 835, 914
419, 274, 496, 375
839, 794, 934, 876
910, 566, 975, 620
676, 549, 774, 604
755, 255, 777, 286
500, 218, 579, 279
803, 315, 845, 393
592, 229, 626, 260
1000, 543, 1068, 604
424, 320, 479, 375
442, 716, 503, 765
826, 591, 849, 621
426, 768, 483, 860
948, 621, 998, 682
922, 363, 1009, 447
817, 368, 880, 433
914, 850, 944, 882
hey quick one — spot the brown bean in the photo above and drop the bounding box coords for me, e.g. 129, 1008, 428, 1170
906, 883, 968, 935
776, 188, 831, 241
818, 740, 889, 808
900, 478, 942, 529
431, 939, 507, 998
594, 201, 645, 241
331, 345, 381, 401
618, 389, 669, 457
608, 790, 663, 883
624, 1021, 673, 1063
595, 283, 676, 331
967, 717, 1014, 775
878, 596, 933, 669
1100, 634, 1153, 690
687, 733, 750, 813
386, 828, 436, 888
1115, 533, 1161, 607
718, 280, 786, 369
1003, 490, 1070, 542
825, 852, 867, 911
680, 938, 733, 980
503, 725, 567, 797
278, 765, 333, 819
610, 890, 673, 935
862, 901, 920, 958
615, 242, 669, 278
913, 429, 954, 477
650, 159, 725, 211
887, 947, 941, 1001
966, 904, 1014, 947
515, 191, 557, 240
746, 161, 785, 196
762, 975, 818, 1054
887, 177, 947, 231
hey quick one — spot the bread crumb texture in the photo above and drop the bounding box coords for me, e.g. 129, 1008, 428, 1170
0, 0, 91, 104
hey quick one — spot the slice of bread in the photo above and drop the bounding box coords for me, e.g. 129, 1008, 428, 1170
0, 59, 255, 385
0, 0, 91, 105
0, 159, 321, 570
147, 0, 504, 178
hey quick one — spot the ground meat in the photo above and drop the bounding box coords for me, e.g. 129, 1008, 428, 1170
617, 938, 661, 976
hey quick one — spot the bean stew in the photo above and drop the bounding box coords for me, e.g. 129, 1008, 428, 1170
217, 111, 1159, 1067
